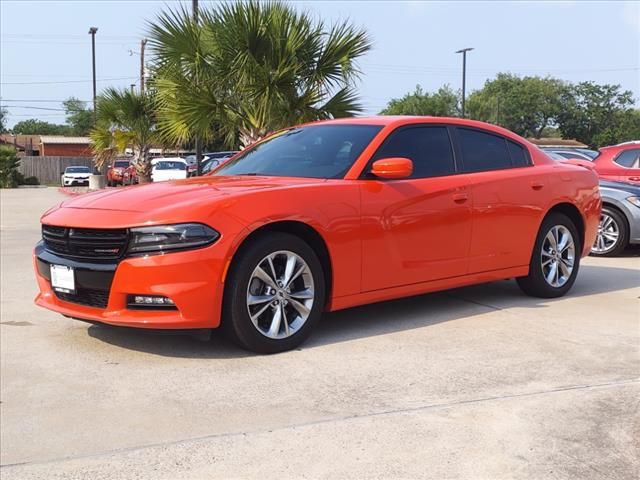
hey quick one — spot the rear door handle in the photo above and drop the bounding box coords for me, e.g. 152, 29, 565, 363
452, 193, 469, 203
531, 182, 544, 190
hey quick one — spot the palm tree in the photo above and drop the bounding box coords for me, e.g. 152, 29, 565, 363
148, 0, 371, 148
90, 88, 159, 183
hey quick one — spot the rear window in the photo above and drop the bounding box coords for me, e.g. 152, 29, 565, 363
155, 161, 186, 170
614, 149, 640, 168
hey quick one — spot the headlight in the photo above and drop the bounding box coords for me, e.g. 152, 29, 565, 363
627, 196, 640, 208
128, 223, 220, 255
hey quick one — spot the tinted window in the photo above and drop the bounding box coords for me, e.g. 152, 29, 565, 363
215, 125, 382, 179
65, 166, 90, 173
506, 140, 530, 167
614, 149, 640, 168
371, 126, 455, 178
113, 161, 130, 168
458, 128, 512, 173
155, 161, 186, 170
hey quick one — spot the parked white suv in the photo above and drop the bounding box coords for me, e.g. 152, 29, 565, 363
61, 166, 91, 187
151, 158, 187, 182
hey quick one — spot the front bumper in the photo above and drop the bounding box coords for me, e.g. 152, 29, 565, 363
63, 177, 90, 186
34, 241, 226, 329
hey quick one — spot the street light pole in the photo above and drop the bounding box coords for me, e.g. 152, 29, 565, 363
140, 38, 147, 95
89, 27, 98, 123
193, 0, 202, 176
455, 47, 473, 118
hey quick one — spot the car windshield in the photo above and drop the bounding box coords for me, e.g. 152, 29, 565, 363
66, 166, 90, 173
113, 161, 130, 168
213, 124, 383, 179
155, 161, 186, 171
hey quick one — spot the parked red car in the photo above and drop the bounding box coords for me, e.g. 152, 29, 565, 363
592, 142, 640, 184
106, 159, 133, 187
34, 117, 600, 353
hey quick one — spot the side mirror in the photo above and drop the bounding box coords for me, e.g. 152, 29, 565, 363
370, 157, 413, 179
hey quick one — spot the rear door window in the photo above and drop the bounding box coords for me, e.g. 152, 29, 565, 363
614, 149, 640, 168
506, 140, 530, 167
457, 128, 512, 173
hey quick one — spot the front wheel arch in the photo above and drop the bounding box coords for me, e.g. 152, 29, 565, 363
225, 221, 333, 309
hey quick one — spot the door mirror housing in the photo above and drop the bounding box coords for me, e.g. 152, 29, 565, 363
370, 157, 413, 179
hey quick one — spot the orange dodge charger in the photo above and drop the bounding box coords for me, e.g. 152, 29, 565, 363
34, 117, 601, 353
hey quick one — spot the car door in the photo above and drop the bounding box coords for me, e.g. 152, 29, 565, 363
359, 125, 472, 292
454, 127, 546, 273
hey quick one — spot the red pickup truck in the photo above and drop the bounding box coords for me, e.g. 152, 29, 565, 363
107, 159, 137, 186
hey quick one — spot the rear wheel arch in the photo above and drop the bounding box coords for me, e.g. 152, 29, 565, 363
543, 203, 585, 252
227, 221, 333, 306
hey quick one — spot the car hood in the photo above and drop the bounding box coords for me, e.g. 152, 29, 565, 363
43, 175, 326, 228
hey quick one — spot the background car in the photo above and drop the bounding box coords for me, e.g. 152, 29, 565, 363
107, 159, 133, 186
186, 151, 239, 176
591, 141, 640, 184
541, 147, 599, 162
61, 166, 91, 187
151, 157, 187, 182
591, 180, 640, 256
201, 151, 239, 174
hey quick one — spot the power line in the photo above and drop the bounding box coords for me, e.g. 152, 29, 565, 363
0, 76, 137, 85
0, 105, 67, 111
0, 99, 91, 103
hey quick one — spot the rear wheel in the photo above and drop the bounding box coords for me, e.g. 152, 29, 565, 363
517, 212, 581, 298
590, 206, 628, 257
223, 233, 325, 353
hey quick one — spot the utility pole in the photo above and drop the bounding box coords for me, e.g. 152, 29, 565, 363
89, 27, 98, 123
130, 83, 136, 93
140, 38, 147, 95
455, 47, 473, 118
193, 0, 203, 176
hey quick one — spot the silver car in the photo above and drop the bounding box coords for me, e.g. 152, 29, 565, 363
592, 181, 640, 256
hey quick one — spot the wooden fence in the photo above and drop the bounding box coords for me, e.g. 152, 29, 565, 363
18, 156, 95, 185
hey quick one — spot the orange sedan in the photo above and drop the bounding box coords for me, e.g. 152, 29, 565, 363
34, 117, 601, 353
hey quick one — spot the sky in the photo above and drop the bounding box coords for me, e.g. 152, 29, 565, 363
1, 0, 639, 129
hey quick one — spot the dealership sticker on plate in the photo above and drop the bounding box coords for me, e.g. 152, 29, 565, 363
50, 265, 75, 293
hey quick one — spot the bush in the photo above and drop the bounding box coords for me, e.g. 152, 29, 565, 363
21, 176, 40, 186
0, 146, 21, 188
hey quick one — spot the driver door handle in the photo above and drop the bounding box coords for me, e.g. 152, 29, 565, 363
452, 193, 469, 203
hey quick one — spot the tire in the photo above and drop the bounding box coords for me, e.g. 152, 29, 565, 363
517, 212, 581, 298
590, 206, 628, 257
222, 232, 326, 354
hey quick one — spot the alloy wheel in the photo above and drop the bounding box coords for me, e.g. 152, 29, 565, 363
541, 225, 575, 288
246, 250, 315, 339
591, 213, 620, 254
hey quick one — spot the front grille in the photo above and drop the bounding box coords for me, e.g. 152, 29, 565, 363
42, 225, 129, 261
54, 288, 110, 308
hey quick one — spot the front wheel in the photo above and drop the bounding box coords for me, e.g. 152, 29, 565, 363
517, 212, 581, 298
223, 233, 326, 354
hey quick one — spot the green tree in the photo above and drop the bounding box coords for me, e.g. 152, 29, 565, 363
380, 85, 459, 116
149, 1, 371, 147
556, 82, 636, 148
63, 97, 94, 136
11, 119, 70, 135
90, 88, 160, 183
466, 73, 565, 138
0, 145, 21, 188
0, 108, 8, 133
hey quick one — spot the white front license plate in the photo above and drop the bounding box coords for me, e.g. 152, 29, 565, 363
50, 265, 75, 293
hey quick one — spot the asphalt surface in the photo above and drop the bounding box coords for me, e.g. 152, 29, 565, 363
1, 187, 639, 479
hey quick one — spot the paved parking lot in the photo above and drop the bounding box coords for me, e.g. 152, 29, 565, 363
1, 187, 639, 479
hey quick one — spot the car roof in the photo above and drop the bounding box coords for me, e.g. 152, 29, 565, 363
299, 116, 529, 144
